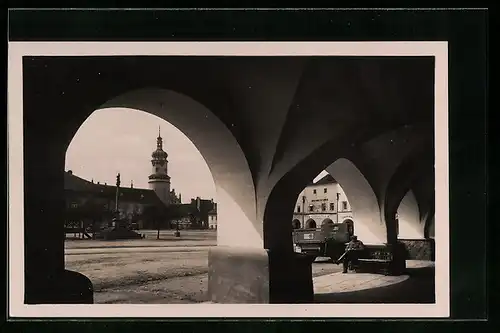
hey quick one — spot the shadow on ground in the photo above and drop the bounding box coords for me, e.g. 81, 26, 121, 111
314, 265, 435, 303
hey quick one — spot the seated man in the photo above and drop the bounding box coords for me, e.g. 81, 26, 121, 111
342, 235, 365, 273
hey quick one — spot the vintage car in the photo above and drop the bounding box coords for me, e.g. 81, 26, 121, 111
292, 220, 354, 262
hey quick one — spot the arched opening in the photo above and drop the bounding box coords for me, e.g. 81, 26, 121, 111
321, 218, 334, 227
57, 87, 259, 304
96, 88, 260, 248
396, 190, 424, 239
64, 107, 221, 303
343, 219, 355, 238
326, 158, 385, 244
305, 219, 317, 229
382, 143, 434, 244
20, 55, 437, 306
292, 219, 301, 229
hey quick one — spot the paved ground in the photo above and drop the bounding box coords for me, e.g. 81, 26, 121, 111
314, 260, 435, 303
64, 230, 435, 304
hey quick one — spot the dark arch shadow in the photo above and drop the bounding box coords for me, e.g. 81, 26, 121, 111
305, 219, 317, 229
342, 219, 355, 237
321, 218, 334, 227
314, 265, 435, 304
383, 140, 434, 243
396, 190, 423, 239
292, 219, 301, 229
326, 158, 385, 244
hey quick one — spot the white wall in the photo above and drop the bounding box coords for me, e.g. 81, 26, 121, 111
293, 181, 353, 228
396, 190, 425, 239
209, 214, 217, 229
294, 182, 350, 215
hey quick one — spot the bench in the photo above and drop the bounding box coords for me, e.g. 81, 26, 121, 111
354, 248, 393, 275
356, 258, 391, 275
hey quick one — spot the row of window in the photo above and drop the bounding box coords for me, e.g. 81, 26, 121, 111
312, 188, 328, 194
296, 201, 348, 213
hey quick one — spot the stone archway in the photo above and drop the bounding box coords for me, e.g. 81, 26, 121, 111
20, 54, 436, 305
326, 158, 385, 244
396, 190, 424, 239
321, 218, 334, 227
23, 86, 258, 304
292, 219, 301, 229
97, 88, 260, 249
383, 143, 433, 244
343, 219, 355, 237
305, 219, 317, 229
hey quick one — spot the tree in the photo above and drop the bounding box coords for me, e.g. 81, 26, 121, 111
65, 197, 112, 238
141, 205, 170, 239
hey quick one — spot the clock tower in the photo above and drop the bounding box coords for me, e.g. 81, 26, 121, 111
148, 126, 171, 205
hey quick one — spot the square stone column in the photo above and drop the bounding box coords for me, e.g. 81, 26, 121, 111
208, 246, 314, 303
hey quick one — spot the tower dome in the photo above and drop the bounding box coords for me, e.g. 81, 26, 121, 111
152, 148, 168, 159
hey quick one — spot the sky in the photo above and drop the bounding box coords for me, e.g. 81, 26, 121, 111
65, 108, 327, 203
65, 108, 216, 203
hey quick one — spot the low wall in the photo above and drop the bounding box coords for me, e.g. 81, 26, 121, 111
399, 238, 435, 261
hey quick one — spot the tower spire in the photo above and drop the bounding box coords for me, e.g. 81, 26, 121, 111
150, 128, 170, 206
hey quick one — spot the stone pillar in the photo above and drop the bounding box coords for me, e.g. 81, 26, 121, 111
24, 149, 65, 303
208, 246, 270, 303
207, 187, 314, 303
208, 247, 314, 304
384, 214, 407, 275
24, 135, 93, 304
263, 199, 314, 303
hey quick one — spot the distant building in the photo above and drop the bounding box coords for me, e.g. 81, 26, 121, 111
208, 203, 217, 229
292, 174, 354, 229
169, 197, 216, 229
64, 170, 165, 229
64, 127, 216, 231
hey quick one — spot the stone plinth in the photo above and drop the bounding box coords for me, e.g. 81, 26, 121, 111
207, 246, 314, 303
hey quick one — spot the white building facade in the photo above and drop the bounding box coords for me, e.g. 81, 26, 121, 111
292, 174, 354, 229
208, 203, 217, 229
208, 213, 217, 229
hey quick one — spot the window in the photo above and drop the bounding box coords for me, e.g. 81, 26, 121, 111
324, 188, 327, 193
313, 189, 317, 194
330, 203, 335, 211
342, 201, 348, 211
308, 205, 314, 212
156, 167, 159, 172
321, 203, 326, 211
297, 205, 301, 213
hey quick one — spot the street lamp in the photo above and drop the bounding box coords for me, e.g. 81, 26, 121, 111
336, 192, 340, 223
113, 173, 121, 229
302, 195, 306, 228
175, 219, 180, 237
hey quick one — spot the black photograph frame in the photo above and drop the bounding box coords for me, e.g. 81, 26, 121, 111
4, 7, 489, 332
